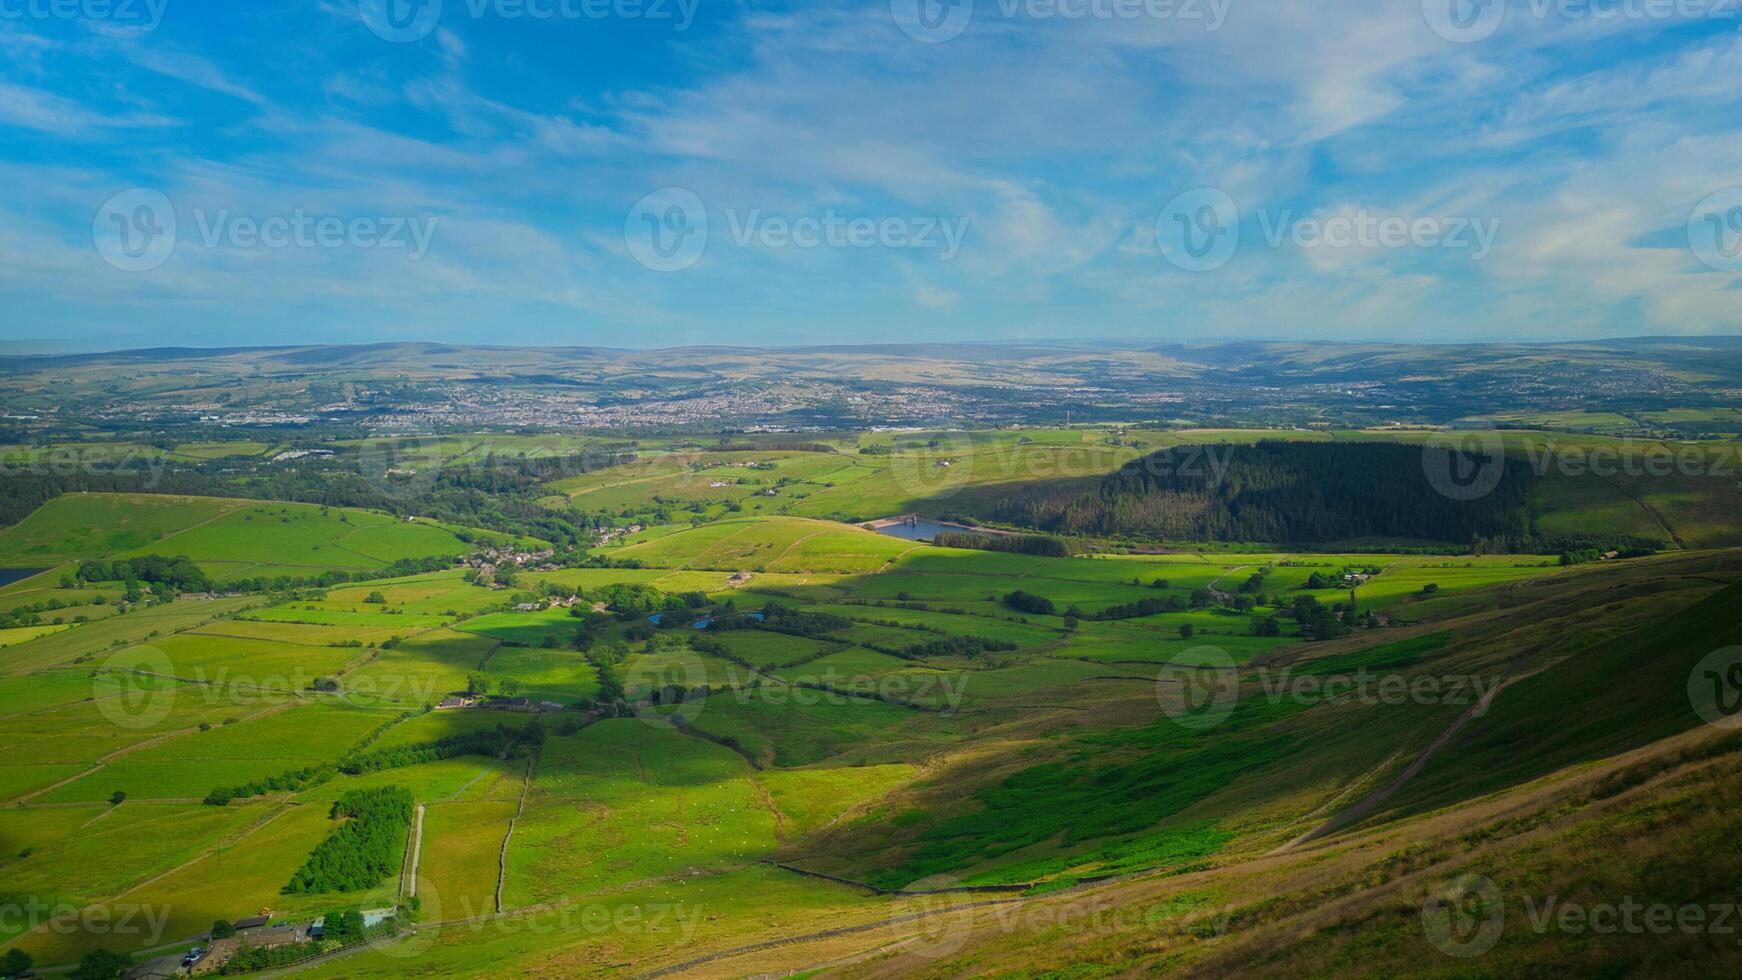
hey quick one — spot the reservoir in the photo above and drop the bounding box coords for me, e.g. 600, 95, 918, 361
0, 568, 45, 588
867, 518, 981, 541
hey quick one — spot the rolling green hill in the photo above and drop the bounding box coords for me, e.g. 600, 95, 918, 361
0, 493, 523, 582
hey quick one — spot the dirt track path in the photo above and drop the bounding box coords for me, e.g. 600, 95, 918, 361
403, 803, 426, 899
1272, 676, 1512, 853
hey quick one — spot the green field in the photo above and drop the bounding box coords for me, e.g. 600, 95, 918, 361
0, 494, 519, 584
609, 517, 916, 573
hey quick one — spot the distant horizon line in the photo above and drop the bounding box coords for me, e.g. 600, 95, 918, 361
7, 333, 1742, 361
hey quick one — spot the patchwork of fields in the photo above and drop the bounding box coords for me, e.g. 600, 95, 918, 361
0, 425, 1739, 975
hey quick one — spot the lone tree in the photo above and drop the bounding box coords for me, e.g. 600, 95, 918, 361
2, 948, 34, 979
211, 919, 237, 939
109, 790, 127, 806
1178, 624, 1195, 640
70, 948, 132, 979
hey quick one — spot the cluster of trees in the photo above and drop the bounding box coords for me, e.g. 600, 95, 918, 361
0, 592, 96, 629
1287, 595, 1355, 640
711, 601, 852, 637
1301, 565, 1379, 590
1001, 591, 1056, 615
67, 949, 132, 979
559, 582, 707, 621
283, 787, 415, 894
76, 555, 212, 592
78, 553, 463, 602
2, 948, 35, 978
1072, 594, 1187, 621
220, 555, 459, 595
880, 635, 1017, 661
932, 531, 1074, 557
992, 442, 1540, 549
205, 765, 332, 806
340, 723, 539, 775
1560, 545, 1655, 565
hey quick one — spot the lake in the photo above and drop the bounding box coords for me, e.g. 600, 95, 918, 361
869, 519, 981, 541
0, 568, 45, 588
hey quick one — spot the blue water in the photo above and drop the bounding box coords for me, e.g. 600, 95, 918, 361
691, 612, 764, 630
870, 520, 979, 541
0, 568, 45, 588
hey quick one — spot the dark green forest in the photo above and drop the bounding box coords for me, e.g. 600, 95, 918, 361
992, 441, 1543, 549
282, 787, 415, 894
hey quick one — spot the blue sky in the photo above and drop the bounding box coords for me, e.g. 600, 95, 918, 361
0, 0, 1739, 351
